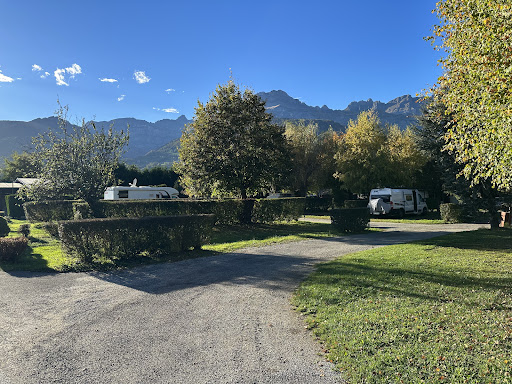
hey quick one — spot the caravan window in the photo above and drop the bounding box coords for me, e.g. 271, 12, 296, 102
406, 195, 413, 201
119, 190, 128, 199
371, 194, 391, 203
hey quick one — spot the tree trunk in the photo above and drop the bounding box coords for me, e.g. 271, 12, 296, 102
488, 199, 500, 229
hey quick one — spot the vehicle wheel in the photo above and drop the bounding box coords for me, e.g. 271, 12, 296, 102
398, 209, 405, 219
422, 207, 428, 215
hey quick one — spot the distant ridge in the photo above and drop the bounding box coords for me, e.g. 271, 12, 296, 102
0, 116, 192, 168
257, 90, 424, 130
0, 91, 424, 169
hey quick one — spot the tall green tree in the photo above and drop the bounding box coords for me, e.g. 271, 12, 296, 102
334, 111, 388, 194
284, 121, 335, 196
428, 0, 512, 191
1, 151, 41, 181
335, 111, 426, 194
178, 80, 289, 199
114, 162, 179, 188
19, 105, 128, 203
416, 100, 501, 227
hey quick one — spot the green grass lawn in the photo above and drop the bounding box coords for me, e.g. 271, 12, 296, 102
1, 219, 361, 272
292, 228, 512, 383
304, 211, 446, 224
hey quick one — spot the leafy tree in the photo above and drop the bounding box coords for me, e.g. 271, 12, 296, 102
19, 105, 128, 203
416, 100, 501, 227
428, 0, 512, 191
114, 162, 179, 189
385, 125, 426, 188
1, 151, 41, 181
334, 111, 388, 194
335, 111, 426, 195
178, 80, 289, 199
285, 121, 337, 196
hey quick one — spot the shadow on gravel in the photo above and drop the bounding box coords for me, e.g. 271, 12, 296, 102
90, 251, 322, 294
89, 227, 467, 294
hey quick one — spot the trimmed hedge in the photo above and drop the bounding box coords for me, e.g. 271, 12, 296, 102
90, 199, 245, 225
330, 208, 370, 232
440, 203, 474, 223
24, 200, 81, 222
252, 197, 305, 223
0, 216, 9, 237
58, 214, 215, 263
344, 199, 369, 208
0, 237, 29, 261
41, 222, 60, 238
72, 201, 93, 220
305, 196, 332, 213
23, 197, 306, 225
5, 194, 25, 219
90, 198, 305, 225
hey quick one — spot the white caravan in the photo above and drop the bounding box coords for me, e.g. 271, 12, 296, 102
368, 188, 428, 217
104, 179, 179, 200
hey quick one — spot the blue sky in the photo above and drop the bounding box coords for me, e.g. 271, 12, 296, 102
0, 1, 442, 123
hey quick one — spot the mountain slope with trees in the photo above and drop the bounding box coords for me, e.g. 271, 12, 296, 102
0, 91, 423, 169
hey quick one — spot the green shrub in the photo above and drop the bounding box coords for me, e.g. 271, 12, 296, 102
440, 203, 473, 223
343, 199, 368, 208
252, 197, 305, 223
330, 207, 370, 232
41, 222, 60, 238
23, 200, 82, 222
18, 224, 30, 238
305, 196, 332, 213
72, 201, 93, 220
5, 194, 25, 219
0, 216, 9, 237
90, 199, 245, 225
58, 214, 215, 263
0, 237, 29, 261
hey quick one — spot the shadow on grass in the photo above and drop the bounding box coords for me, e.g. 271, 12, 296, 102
315, 259, 512, 306
0, 246, 52, 274
415, 227, 512, 251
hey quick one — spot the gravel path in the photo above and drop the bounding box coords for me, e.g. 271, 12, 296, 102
0, 222, 487, 384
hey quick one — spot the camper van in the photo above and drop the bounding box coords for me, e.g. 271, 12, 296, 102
368, 188, 427, 217
104, 185, 179, 200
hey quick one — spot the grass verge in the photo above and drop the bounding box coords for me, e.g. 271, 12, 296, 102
304, 212, 446, 224
292, 228, 512, 383
1, 219, 366, 272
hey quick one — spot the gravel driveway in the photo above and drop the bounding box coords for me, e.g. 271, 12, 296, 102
0, 222, 487, 384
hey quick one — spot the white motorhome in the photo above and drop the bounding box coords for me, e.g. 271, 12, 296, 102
368, 188, 428, 217
104, 185, 179, 200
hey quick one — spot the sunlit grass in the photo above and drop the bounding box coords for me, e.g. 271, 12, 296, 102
292, 228, 512, 383
1, 219, 372, 272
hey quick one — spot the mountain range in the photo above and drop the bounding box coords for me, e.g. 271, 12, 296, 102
0, 90, 425, 169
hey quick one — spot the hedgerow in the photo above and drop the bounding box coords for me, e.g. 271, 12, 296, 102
58, 214, 215, 263
330, 208, 370, 232
0, 237, 29, 261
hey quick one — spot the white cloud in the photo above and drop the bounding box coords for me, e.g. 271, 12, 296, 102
0, 70, 14, 83
153, 107, 179, 113
54, 68, 68, 86
54, 63, 82, 86
165, 88, 175, 93
41, 72, 50, 79
32, 64, 43, 72
99, 78, 118, 83
117, 95, 126, 102
134, 71, 150, 84
67, 63, 82, 76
